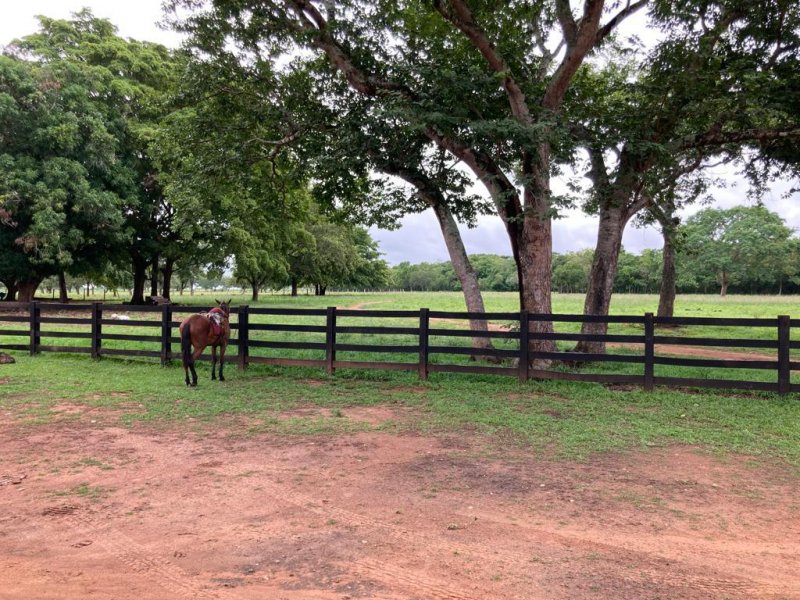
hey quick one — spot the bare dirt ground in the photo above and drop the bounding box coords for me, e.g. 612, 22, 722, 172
1, 404, 799, 600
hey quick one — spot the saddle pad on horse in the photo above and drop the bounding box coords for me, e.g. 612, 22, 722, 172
204, 308, 225, 337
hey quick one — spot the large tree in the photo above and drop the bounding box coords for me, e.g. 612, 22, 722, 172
8, 11, 181, 304
160, 24, 500, 351
168, 0, 653, 361
0, 54, 127, 301
571, 0, 800, 351
679, 206, 796, 296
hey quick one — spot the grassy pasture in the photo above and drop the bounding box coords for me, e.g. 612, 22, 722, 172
1, 351, 799, 466
1, 292, 799, 466
3, 291, 797, 382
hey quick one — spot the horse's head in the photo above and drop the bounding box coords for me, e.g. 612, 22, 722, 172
215, 298, 233, 318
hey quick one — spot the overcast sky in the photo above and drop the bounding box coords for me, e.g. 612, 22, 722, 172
2, 0, 797, 265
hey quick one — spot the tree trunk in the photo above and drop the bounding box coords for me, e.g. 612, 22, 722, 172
150, 255, 159, 297
58, 271, 68, 303
161, 257, 174, 301
2, 280, 18, 301
131, 257, 148, 304
291, 278, 298, 297
657, 223, 678, 318
318, 285, 326, 296
575, 207, 627, 354
719, 271, 728, 296
516, 196, 558, 364
430, 201, 496, 357
488, 156, 558, 367
16, 278, 42, 303
385, 163, 497, 355
251, 282, 259, 302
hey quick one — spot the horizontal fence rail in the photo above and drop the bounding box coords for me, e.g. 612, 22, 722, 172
0, 302, 797, 395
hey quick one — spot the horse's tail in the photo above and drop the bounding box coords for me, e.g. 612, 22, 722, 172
181, 320, 192, 366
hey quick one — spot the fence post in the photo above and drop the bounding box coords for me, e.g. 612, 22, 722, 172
237, 305, 249, 370
519, 310, 529, 382
91, 302, 102, 359
778, 315, 790, 395
29, 301, 40, 356
325, 306, 336, 375
160, 303, 172, 366
418, 308, 429, 381
644, 312, 655, 391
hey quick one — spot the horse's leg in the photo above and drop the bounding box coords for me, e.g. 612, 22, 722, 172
181, 322, 193, 386
190, 346, 203, 387
211, 345, 217, 381
218, 342, 226, 382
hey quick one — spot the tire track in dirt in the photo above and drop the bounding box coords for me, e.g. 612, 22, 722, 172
352, 557, 475, 600
60, 511, 229, 600
220, 469, 483, 599
236, 469, 797, 599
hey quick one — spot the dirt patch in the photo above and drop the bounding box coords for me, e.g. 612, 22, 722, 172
52, 401, 140, 417
609, 342, 777, 362
300, 378, 326, 387
277, 404, 411, 426
387, 385, 428, 394
431, 317, 513, 332
603, 383, 640, 392
342, 300, 390, 311
0, 415, 798, 599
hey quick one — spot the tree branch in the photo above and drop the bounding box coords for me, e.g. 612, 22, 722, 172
555, 0, 578, 45
433, 0, 533, 124
543, 0, 605, 109
595, 0, 649, 44
677, 127, 800, 151
286, 0, 412, 98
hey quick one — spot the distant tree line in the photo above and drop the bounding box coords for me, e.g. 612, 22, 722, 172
390, 206, 800, 296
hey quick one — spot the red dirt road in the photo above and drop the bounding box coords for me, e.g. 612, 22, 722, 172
1, 406, 798, 599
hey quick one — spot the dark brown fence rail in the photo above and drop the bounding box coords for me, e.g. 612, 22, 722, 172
1, 302, 797, 395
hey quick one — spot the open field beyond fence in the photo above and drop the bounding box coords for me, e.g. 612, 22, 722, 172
1, 292, 799, 394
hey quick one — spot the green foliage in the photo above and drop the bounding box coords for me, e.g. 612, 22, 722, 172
0, 53, 128, 291
1, 10, 180, 300
680, 206, 798, 294
285, 208, 389, 293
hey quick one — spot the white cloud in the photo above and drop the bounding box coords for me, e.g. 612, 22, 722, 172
0, 0, 182, 48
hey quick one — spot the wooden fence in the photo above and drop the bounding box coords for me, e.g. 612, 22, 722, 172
1, 302, 798, 394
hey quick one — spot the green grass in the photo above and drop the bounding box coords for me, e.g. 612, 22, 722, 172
1, 352, 799, 467
1, 291, 799, 388
15, 289, 800, 315
2, 293, 798, 388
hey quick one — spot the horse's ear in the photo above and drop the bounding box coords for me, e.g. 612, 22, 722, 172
227, 298, 232, 305
215, 299, 221, 305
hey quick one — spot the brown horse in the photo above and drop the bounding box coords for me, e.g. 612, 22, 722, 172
179, 299, 231, 386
